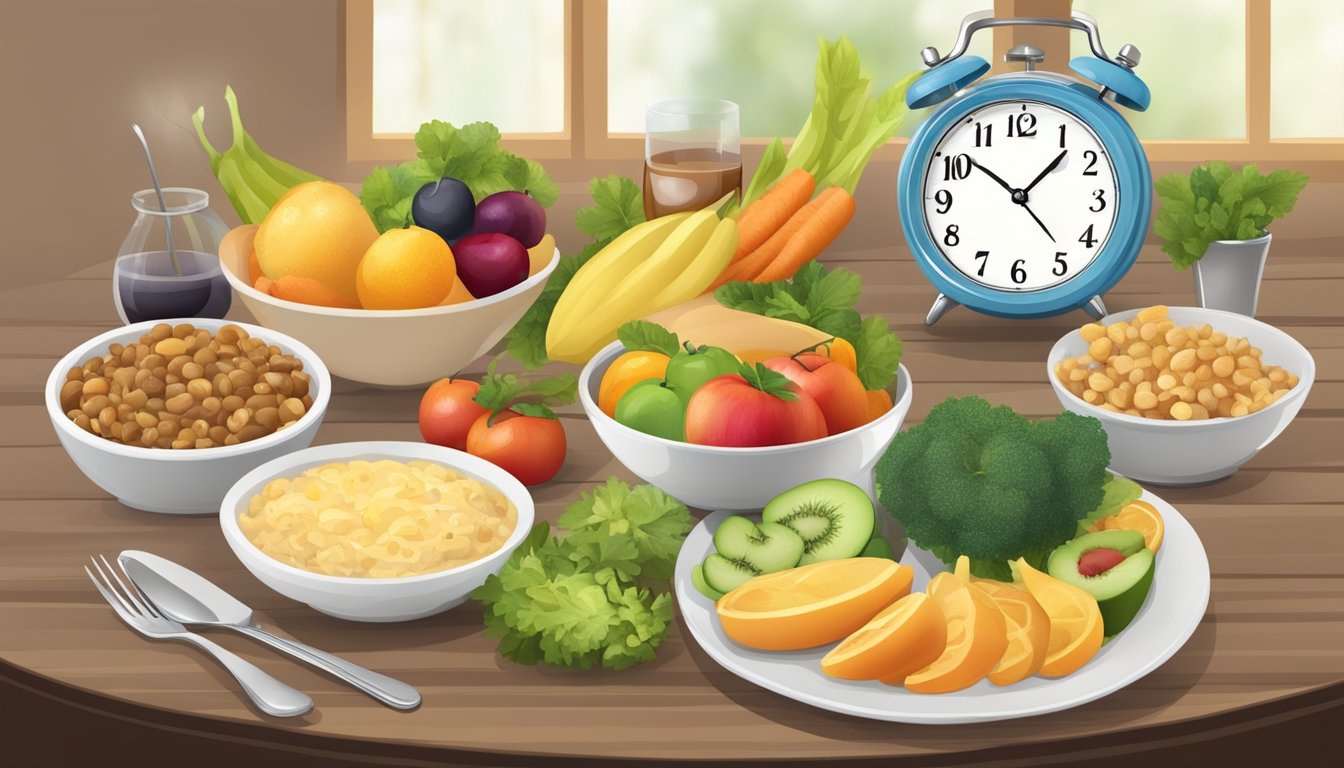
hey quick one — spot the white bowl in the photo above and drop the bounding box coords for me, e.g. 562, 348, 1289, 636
46, 319, 331, 514
219, 440, 535, 622
579, 341, 914, 512
1047, 306, 1314, 485
219, 225, 559, 388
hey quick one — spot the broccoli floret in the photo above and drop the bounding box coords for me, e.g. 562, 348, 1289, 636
876, 396, 1111, 578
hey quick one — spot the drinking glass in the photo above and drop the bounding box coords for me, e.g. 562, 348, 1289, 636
114, 188, 231, 325
643, 99, 742, 219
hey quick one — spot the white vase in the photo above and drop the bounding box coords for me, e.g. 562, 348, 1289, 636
1192, 233, 1271, 317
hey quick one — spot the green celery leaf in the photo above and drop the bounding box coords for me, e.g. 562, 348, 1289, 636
511, 403, 558, 419
576, 175, 645, 241
521, 158, 560, 207
713, 280, 777, 315
743, 137, 788, 207
762, 291, 812, 324
617, 320, 681, 357
854, 315, 903, 391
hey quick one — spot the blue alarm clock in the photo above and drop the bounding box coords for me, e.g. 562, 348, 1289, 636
898, 11, 1152, 325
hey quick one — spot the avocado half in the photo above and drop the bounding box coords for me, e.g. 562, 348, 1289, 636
1048, 529, 1155, 636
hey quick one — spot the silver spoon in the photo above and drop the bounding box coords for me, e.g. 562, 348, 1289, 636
131, 123, 181, 276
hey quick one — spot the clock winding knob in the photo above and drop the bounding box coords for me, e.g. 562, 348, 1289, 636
1115, 44, 1141, 70
921, 46, 942, 68
1005, 44, 1045, 71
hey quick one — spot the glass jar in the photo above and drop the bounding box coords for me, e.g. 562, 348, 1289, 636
114, 187, 231, 325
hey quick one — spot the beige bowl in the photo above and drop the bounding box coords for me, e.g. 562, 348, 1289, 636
219, 226, 558, 387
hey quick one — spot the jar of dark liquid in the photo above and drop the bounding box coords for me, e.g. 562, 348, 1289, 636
643, 99, 742, 219
114, 188, 231, 325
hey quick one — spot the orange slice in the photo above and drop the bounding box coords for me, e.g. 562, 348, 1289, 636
1091, 500, 1164, 554
1014, 558, 1104, 677
821, 592, 947, 681
976, 581, 1050, 686
892, 582, 1007, 693
717, 558, 913, 651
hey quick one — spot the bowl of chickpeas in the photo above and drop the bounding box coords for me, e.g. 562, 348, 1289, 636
45, 319, 331, 514
219, 441, 534, 622
1048, 305, 1314, 485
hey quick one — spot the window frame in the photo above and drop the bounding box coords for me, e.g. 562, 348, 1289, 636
344, 0, 1344, 165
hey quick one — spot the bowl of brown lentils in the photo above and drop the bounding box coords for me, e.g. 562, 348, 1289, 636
46, 319, 331, 514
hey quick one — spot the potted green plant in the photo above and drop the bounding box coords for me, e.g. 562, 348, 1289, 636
1154, 161, 1308, 317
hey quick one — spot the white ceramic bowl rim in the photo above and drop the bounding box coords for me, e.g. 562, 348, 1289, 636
220, 441, 534, 586
579, 339, 914, 455
221, 246, 560, 319
45, 318, 333, 461
1047, 305, 1316, 429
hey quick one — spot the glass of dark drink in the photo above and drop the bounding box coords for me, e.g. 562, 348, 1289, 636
643, 99, 742, 219
113, 188, 231, 325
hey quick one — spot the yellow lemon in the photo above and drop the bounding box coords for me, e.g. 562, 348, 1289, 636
356, 227, 457, 309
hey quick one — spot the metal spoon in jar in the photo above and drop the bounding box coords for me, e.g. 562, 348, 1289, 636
118, 550, 421, 711
130, 123, 181, 277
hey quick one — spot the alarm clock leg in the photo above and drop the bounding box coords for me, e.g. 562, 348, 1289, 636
925, 293, 960, 326
1084, 295, 1109, 320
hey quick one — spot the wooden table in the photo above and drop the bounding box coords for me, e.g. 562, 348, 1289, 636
2, 203, 1342, 766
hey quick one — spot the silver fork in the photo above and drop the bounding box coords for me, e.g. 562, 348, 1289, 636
85, 555, 313, 718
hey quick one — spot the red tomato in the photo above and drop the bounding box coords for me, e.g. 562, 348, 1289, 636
418, 378, 488, 451
764, 353, 870, 435
685, 374, 827, 447
466, 409, 567, 486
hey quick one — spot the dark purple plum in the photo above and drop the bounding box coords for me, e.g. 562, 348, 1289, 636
412, 178, 475, 243
452, 233, 529, 298
471, 191, 546, 248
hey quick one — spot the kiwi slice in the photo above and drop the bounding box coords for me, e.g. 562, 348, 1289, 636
762, 479, 874, 564
691, 563, 726, 601
701, 516, 806, 594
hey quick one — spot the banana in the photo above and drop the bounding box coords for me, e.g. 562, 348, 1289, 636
645, 217, 738, 315
546, 213, 687, 348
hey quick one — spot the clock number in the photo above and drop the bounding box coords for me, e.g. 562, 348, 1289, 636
1007, 112, 1038, 138
1052, 251, 1068, 277
942, 153, 971, 181
1011, 259, 1027, 285
934, 189, 953, 214
973, 249, 989, 277
1058, 123, 1067, 148
974, 122, 993, 147
943, 224, 961, 246
1090, 189, 1107, 212
1078, 223, 1098, 248
1082, 149, 1099, 176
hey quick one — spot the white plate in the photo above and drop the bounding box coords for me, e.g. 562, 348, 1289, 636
674, 488, 1210, 724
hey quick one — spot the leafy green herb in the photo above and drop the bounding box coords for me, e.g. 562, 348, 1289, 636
1154, 161, 1308, 270
359, 120, 559, 233
738, 361, 797, 401
616, 320, 681, 358
714, 262, 901, 390
743, 138, 788, 206
472, 479, 692, 670
504, 175, 646, 368
471, 360, 577, 421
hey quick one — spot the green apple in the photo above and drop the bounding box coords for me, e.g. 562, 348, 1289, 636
614, 378, 685, 441
665, 343, 740, 405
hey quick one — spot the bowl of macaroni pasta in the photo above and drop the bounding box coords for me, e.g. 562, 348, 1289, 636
220, 440, 534, 622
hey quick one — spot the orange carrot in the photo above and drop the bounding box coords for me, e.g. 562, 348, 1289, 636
753, 187, 855, 283
707, 194, 827, 291
733, 169, 815, 263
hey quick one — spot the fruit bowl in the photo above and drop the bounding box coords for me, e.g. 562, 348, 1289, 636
579, 340, 913, 511
219, 225, 559, 387
1047, 306, 1314, 485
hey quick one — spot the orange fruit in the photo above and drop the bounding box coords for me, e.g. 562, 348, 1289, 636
270, 275, 361, 308
253, 275, 276, 296
822, 592, 946, 681
865, 389, 893, 421
1013, 558, 1103, 677
1091, 500, 1164, 554
717, 558, 913, 651
976, 581, 1051, 686
247, 248, 263, 284
356, 226, 457, 309
597, 350, 672, 418
255, 180, 378, 303
895, 582, 1007, 693
439, 278, 476, 306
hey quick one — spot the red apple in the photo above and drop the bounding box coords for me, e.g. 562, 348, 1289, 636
685, 366, 827, 447
764, 353, 870, 436
452, 233, 529, 297
418, 378, 488, 451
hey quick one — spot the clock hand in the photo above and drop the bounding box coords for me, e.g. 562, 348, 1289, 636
1023, 150, 1069, 195
1021, 201, 1056, 243
966, 156, 1016, 197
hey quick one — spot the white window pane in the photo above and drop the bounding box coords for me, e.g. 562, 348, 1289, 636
608, 0, 992, 138
372, 0, 564, 134
1272, 0, 1344, 138
1072, 1, 1245, 139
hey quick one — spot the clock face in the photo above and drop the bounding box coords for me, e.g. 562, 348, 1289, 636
921, 99, 1120, 292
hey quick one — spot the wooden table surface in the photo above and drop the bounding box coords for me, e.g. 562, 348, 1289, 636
2, 200, 1342, 765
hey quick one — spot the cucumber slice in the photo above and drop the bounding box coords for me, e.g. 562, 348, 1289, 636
762, 479, 874, 564
691, 563, 725, 601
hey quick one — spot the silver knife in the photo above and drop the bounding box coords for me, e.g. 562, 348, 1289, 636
119, 550, 421, 710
